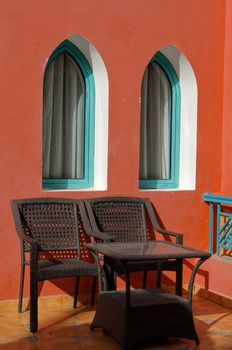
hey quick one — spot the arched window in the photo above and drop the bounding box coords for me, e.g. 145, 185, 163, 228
42, 40, 95, 189
139, 51, 180, 189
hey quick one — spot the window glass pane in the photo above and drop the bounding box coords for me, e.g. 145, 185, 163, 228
43, 52, 85, 179
139, 62, 171, 180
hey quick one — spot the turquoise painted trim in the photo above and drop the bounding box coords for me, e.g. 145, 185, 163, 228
139, 51, 181, 190
203, 192, 232, 205
43, 40, 95, 190
219, 219, 232, 243
42, 178, 91, 190
140, 179, 178, 189
218, 209, 232, 232
216, 203, 221, 256
203, 192, 232, 256
209, 202, 214, 253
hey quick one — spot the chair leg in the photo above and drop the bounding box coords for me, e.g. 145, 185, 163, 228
103, 264, 116, 290
142, 271, 147, 288
176, 260, 183, 296
73, 277, 80, 309
90, 276, 97, 305
18, 263, 25, 313
157, 262, 162, 287
30, 280, 38, 333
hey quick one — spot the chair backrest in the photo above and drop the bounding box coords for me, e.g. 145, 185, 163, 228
85, 197, 151, 242
11, 198, 82, 254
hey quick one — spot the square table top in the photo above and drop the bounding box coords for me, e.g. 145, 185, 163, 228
85, 241, 211, 261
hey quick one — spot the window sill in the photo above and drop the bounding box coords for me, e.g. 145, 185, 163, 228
42, 187, 107, 192
139, 188, 196, 192
42, 188, 107, 192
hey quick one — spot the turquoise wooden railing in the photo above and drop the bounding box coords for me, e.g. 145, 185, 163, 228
203, 193, 232, 256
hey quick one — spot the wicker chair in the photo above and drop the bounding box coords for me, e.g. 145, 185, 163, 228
11, 198, 98, 333
84, 196, 183, 295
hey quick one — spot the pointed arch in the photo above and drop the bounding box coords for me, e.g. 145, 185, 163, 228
139, 44, 197, 190
42, 34, 109, 190
42, 39, 95, 189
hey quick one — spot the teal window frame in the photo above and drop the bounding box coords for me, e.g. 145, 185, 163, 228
139, 51, 181, 190
42, 40, 95, 190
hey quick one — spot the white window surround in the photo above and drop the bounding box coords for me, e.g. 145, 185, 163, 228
66, 34, 109, 191
141, 44, 198, 191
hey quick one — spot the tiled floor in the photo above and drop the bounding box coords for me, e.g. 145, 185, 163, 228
0, 296, 232, 350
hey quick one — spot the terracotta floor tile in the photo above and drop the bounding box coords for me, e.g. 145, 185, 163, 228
0, 297, 232, 349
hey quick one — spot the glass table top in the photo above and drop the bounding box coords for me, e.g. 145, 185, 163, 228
85, 241, 211, 261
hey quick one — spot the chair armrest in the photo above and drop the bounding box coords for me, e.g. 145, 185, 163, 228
17, 228, 38, 272
29, 240, 39, 277
19, 232, 38, 246
84, 201, 117, 242
144, 199, 183, 245
78, 201, 94, 237
11, 200, 38, 247
155, 228, 183, 244
79, 201, 113, 242
89, 231, 116, 242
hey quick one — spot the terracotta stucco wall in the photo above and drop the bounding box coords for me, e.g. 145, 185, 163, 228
0, 0, 226, 300
221, 0, 232, 194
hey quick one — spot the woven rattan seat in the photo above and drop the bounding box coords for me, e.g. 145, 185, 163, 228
11, 198, 98, 333
85, 196, 183, 294
37, 259, 97, 280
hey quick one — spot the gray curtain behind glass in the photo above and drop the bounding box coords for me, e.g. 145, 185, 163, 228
139, 62, 171, 180
43, 52, 85, 179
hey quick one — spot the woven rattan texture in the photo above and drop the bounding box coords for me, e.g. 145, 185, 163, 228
21, 202, 78, 251
12, 198, 98, 333
93, 201, 148, 242
37, 259, 97, 280
77, 210, 93, 262
100, 288, 184, 307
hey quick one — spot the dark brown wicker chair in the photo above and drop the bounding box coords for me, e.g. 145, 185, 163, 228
11, 198, 98, 333
84, 196, 183, 295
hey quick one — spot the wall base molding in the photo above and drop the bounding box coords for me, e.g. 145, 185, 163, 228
182, 283, 232, 309
1, 287, 232, 313
197, 288, 232, 309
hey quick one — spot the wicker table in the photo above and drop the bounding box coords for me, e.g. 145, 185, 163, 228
85, 241, 211, 349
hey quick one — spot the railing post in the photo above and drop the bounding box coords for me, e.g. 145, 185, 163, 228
209, 202, 214, 253
216, 203, 221, 256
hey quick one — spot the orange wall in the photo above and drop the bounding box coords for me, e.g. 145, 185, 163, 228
221, 0, 232, 194
0, 0, 226, 300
